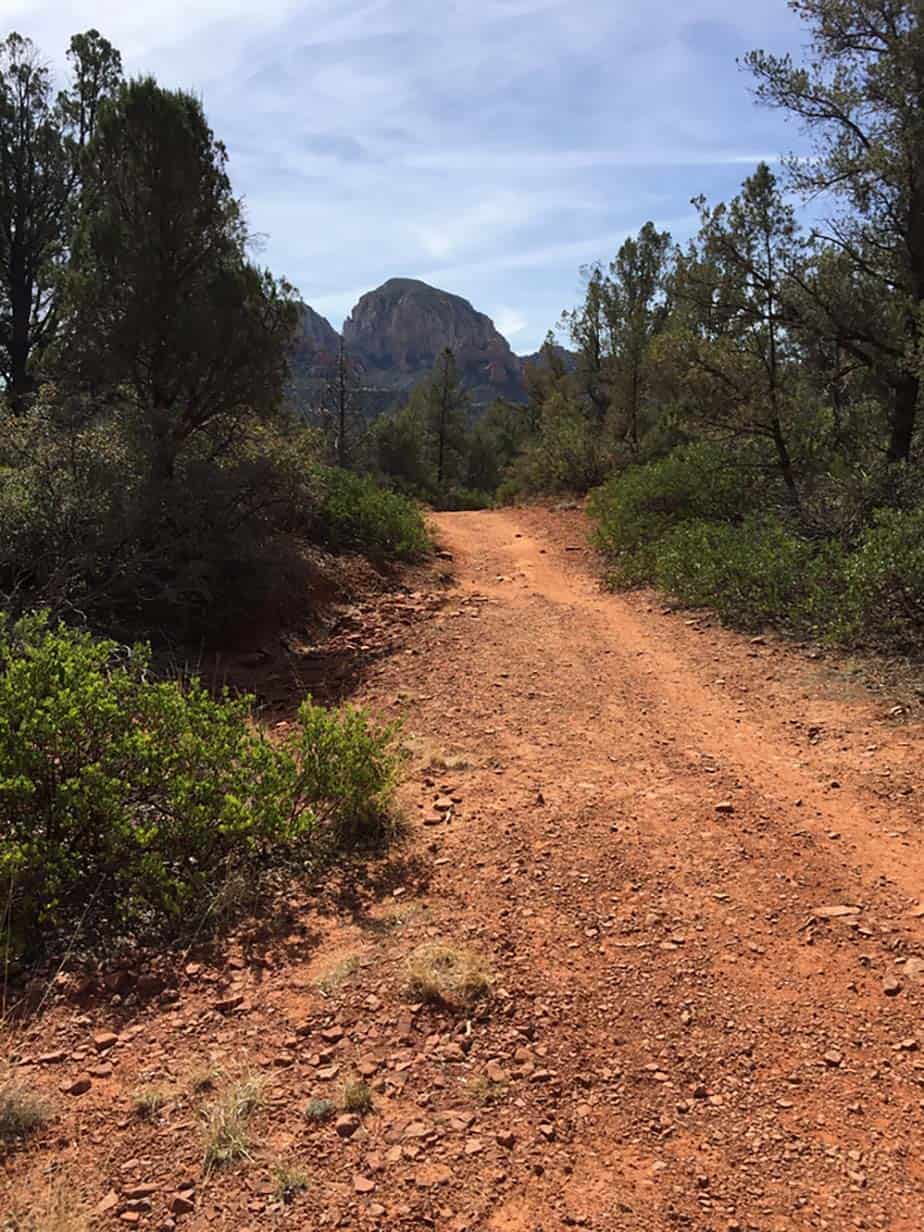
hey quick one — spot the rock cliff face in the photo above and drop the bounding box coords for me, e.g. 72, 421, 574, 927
342, 278, 524, 403
291, 303, 341, 378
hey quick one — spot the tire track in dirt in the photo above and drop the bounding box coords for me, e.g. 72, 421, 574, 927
386, 508, 924, 1231
7, 506, 924, 1232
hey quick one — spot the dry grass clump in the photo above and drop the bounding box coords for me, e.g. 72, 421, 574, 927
466, 1074, 508, 1105
315, 953, 359, 995
0, 1067, 49, 1147
132, 1085, 171, 1120
4, 1181, 89, 1231
201, 1073, 265, 1172
271, 1160, 310, 1204
341, 1079, 373, 1114
406, 942, 492, 1008
187, 1061, 221, 1095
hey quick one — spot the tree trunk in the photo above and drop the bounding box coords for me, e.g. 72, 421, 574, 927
887, 371, 919, 463
337, 340, 347, 468
9, 241, 33, 413
770, 417, 800, 510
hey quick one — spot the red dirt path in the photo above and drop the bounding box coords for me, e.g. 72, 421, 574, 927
5, 506, 924, 1232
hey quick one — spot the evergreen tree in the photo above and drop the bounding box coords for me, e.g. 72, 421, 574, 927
0, 30, 122, 411
605, 222, 674, 452
666, 164, 805, 504
746, 0, 924, 462
65, 77, 297, 483
426, 347, 470, 491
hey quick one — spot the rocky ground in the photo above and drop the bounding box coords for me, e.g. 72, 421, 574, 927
4, 506, 924, 1232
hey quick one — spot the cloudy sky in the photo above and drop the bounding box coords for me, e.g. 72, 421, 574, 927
7, 0, 811, 352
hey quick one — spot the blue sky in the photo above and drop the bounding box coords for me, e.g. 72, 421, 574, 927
7, 0, 811, 352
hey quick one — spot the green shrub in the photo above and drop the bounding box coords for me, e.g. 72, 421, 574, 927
502, 392, 608, 498
841, 507, 924, 651
312, 467, 430, 561
653, 517, 847, 633
588, 441, 762, 584
0, 615, 399, 957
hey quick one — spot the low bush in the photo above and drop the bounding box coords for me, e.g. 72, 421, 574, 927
588, 441, 764, 585
311, 466, 430, 561
841, 507, 924, 652
0, 615, 399, 958
653, 517, 848, 634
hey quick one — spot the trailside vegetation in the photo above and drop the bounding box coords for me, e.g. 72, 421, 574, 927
497, 0, 924, 656
0, 31, 425, 963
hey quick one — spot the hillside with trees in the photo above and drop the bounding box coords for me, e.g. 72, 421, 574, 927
493, 1, 924, 657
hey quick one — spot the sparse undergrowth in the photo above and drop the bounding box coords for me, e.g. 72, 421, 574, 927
271, 1160, 310, 1204
0, 1068, 49, 1149
0, 614, 400, 961
406, 942, 492, 1008
201, 1074, 265, 1172
341, 1079, 374, 1114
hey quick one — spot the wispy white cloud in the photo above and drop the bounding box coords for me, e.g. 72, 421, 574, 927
6, 0, 810, 350
494, 307, 527, 338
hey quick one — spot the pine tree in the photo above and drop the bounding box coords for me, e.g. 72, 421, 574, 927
65, 77, 297, 483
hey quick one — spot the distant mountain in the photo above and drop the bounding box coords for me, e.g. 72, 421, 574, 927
289, 278, 573, 413
343, 278, 524, 405
290, 303, 341, 380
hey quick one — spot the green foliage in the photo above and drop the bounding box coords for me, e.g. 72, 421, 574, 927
588, 442, 760, 583
653, 517, 847, 633
0, 615, 399, 957
65, 77, 297, 482
841, 508, 924, 652
501, 390, 608, 499
312, 466, 430, 561
0, 396, 424, 643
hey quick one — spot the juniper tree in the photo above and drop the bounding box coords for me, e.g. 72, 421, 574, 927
746, 0, 924, 462
65, 78, 297, 484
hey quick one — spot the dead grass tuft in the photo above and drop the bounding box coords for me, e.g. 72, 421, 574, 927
201, 1073, 265, 1172
271, 1160, 310, 1204
315, 953, 359, 995
0, 1067, 49, 1147
341, 1079, 373, 1114
466, 1074, 507, 1105
3, 1180, 89, 1231
132, 1085, 171, 1120
406, 942, 492, 1008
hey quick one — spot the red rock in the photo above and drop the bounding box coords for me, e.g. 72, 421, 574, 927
170, 1194, 195, 1216
214, 993, 245, 1013
336, 1114, 361, 1139
97, 1191, 119, 1214
62, 1074, 92, 1095
353, 1175, 376, 1194
94, 1031, 119, 1052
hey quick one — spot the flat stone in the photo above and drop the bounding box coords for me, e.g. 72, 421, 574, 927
62, 1074, 92, 1095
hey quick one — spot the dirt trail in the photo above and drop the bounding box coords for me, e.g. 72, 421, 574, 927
7, 506, 924, 1232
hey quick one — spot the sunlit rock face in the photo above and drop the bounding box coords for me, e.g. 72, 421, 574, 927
342, 278, 525, 404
